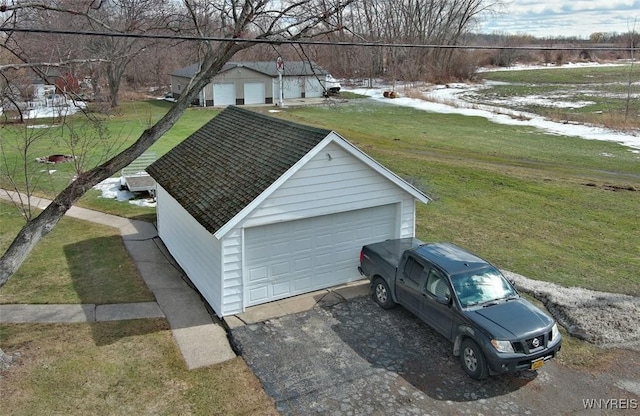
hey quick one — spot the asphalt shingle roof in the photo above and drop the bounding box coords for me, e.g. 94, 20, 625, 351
171, 61, 330, 78
146, 106, 332, 234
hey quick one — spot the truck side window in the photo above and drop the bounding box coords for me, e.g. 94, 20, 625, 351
403, 256, 425, 286
426, 268, 451, 299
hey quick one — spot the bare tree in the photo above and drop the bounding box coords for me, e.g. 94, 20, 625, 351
0, 0, 355, 287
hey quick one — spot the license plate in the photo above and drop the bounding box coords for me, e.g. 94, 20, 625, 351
531, 359, 545, 370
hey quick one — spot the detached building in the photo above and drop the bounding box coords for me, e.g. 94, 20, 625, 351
146, 106, 429, 317
170, 61, 339, 106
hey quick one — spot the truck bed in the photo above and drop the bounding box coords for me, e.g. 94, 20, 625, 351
360, 237, 423, 280
364, 238, 423, 266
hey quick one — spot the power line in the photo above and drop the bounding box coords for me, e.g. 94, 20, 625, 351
2, 27, 637, 52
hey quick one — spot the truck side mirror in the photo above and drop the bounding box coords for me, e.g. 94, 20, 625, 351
436, 294, 450, 306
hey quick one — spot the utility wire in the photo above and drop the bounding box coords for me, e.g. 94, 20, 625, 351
2, 27, 637, 52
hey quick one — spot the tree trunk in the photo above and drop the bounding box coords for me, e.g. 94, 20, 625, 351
0, 41, 243, 287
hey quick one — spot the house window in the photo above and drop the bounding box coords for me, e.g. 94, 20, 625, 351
178, 84, 182, 91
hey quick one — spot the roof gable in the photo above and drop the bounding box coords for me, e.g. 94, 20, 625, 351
147, 106, 332, 234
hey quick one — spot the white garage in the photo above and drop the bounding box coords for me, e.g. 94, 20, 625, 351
213, 83, 236, 106
147, 106, 430, 317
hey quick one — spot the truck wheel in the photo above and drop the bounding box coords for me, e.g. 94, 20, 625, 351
460, 339, 489, 380
373, 278, 396, 309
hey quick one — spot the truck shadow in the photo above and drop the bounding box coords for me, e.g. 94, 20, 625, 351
328, 296, 537, 402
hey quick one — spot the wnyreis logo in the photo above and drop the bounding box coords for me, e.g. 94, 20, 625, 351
583, 398, 638, 410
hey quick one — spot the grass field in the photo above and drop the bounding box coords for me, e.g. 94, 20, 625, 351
1, 65, 638, 414
264, 102, 639, 296
476, 64, 640, 129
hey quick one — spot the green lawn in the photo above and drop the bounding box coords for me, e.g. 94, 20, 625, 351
0, 322, 277, 415
2, 96, 639, 297
1, 86, 638, 414
259, 102, 640, 296
0, 201, 153, 305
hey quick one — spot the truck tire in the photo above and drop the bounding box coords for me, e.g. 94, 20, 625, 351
373, 277, 396, 309
460, 339, 489, 380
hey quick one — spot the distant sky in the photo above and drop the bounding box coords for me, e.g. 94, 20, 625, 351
479, 0, 640, 38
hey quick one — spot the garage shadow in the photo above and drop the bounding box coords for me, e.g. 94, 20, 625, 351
64, 236, 161, 346
327, 296, 536, 402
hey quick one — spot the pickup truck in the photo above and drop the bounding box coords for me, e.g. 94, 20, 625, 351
358, 238, 562, 379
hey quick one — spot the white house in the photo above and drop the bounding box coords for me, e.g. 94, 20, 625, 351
170, 61, 337, 106
147, 106, 430, 317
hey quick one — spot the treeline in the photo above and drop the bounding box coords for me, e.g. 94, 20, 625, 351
1, 0, 637, 106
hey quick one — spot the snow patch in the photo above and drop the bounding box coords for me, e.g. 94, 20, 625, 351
93, 177, 156, 207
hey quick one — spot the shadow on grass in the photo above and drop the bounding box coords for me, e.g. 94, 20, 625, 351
64, 235, 159, 345
91, 319, 169, 347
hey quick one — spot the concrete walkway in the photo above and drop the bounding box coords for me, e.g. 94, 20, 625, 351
0, 191, 236, 369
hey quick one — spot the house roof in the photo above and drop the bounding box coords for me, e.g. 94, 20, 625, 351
171, 61, 330, 79
146, 106, 332, 234
147, 106, 430, 237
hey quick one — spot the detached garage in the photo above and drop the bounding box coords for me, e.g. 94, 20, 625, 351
147, 106, 429, 316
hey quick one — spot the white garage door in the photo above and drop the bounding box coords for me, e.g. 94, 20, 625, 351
244, 82, 265, 105
213, 83, 236, 106
282, 77, 302, 99
244, 204, 397, 306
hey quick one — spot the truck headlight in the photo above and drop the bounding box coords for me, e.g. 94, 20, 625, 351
551, 323, 560, 342
491, 339, 514, 353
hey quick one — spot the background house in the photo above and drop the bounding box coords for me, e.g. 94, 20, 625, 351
170, 61, 338, 106
147, 106, 429, 317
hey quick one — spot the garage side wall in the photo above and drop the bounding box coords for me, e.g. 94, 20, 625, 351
156, 185, 225, 316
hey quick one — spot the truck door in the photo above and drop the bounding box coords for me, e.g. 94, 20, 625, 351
395, 255, 428, 315
419, 266, 455, 339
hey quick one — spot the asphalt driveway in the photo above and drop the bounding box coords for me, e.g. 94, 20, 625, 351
229, 296, 640, 415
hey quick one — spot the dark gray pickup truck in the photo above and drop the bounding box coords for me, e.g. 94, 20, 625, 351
358, 238, 562, 379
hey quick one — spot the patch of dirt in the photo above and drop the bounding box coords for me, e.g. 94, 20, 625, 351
583, 182, 639, 191
35, 154, 75, 164
503, 270, 640, 351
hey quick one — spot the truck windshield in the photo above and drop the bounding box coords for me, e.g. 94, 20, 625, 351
451, 267, 517, 308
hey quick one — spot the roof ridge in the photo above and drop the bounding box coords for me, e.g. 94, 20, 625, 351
223, 106, 332, 135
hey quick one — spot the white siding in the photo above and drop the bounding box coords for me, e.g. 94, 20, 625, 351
242, 141, 415, 235
220, 229, 243, 315
156, 185, 224, 315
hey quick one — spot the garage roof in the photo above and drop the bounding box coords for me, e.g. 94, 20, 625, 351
147, 106, 331, 234
171, 61, 330, 79
147, 106, 430, 238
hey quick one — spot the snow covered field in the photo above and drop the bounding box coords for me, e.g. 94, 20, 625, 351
348, 83, 640, 151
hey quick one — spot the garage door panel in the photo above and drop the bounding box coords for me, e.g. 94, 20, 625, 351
272, 261, 290, 277
248, 266, 267, 283
244, 204, 397, 307
248, 286, 269, 303
273, 281, 291, 296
